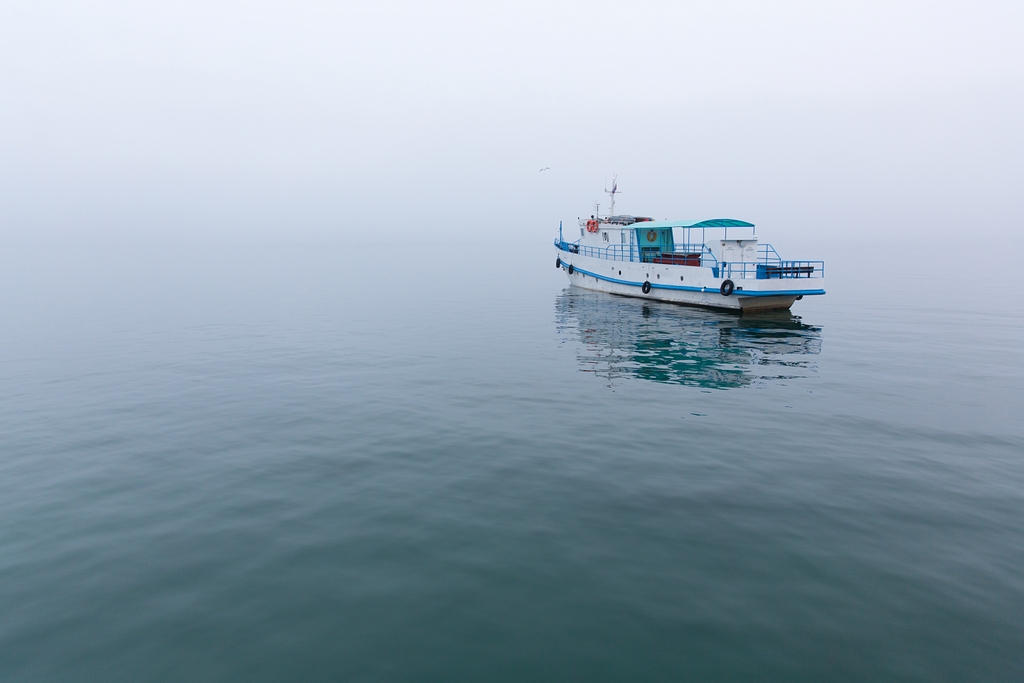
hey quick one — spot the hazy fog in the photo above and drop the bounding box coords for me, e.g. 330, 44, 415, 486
2, 0, 1022, 249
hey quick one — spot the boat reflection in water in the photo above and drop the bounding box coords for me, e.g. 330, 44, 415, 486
554, 289, 822, 389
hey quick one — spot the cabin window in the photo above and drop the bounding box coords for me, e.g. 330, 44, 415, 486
580, 228, 585, 236
602, 232, 609, 242
621, 232, 626, 244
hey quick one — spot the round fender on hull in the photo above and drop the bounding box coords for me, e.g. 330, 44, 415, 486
720, 279, 735, 296
642, 281, 652, 294
555, 257, 561, 269
567, 264, 574, 275
796, 294, 803, 300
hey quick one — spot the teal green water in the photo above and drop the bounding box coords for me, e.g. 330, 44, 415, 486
1, 243, 1022, 681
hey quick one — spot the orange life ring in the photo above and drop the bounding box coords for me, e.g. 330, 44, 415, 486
646, 230, 658, 242
586, 219, 599, 233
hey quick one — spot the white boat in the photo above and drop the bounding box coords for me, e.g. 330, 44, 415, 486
554, 183, 825, 313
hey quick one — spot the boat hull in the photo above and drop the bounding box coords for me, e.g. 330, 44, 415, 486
557, 251, 821, 313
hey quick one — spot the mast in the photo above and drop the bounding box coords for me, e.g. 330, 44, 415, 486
605, 174, 619, 217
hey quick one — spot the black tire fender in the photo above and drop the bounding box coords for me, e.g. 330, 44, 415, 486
555, 257, 561, 269
720, 279, 735, 296
567, 264, 574, 275
642, 281, 652, 294
795, 294, 803, 300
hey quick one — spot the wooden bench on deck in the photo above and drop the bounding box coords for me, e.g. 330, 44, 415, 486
653, 253, 702, 266
759, 264, 815, 278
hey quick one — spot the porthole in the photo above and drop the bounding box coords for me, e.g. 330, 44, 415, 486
656, 274, 660, 279
680, 276, 684, 281
618, 270, 621, 275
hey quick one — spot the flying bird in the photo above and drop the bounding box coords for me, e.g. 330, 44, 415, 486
539, 167, 550, 172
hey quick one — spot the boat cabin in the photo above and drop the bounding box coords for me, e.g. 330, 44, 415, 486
576, 217, 761, 267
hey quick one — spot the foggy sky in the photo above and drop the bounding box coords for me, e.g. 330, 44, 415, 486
2, 0, 1022, 249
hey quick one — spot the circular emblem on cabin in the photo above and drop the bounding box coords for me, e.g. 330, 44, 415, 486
646, 230, 658, 242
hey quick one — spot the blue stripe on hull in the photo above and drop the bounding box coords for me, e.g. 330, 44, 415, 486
564, 264, 825, 297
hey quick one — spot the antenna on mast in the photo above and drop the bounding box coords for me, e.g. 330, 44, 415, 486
605, 174, 619, 217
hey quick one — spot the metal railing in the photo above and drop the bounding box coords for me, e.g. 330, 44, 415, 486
555, 240, 719, 266
759, 243, 782, 264
555, 240, 633, 261
556, 239, 823, 278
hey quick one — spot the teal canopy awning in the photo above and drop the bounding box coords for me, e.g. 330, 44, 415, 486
634, 218, 755, 229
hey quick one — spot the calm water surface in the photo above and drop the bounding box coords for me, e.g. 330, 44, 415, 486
1, 241, 1022, 681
